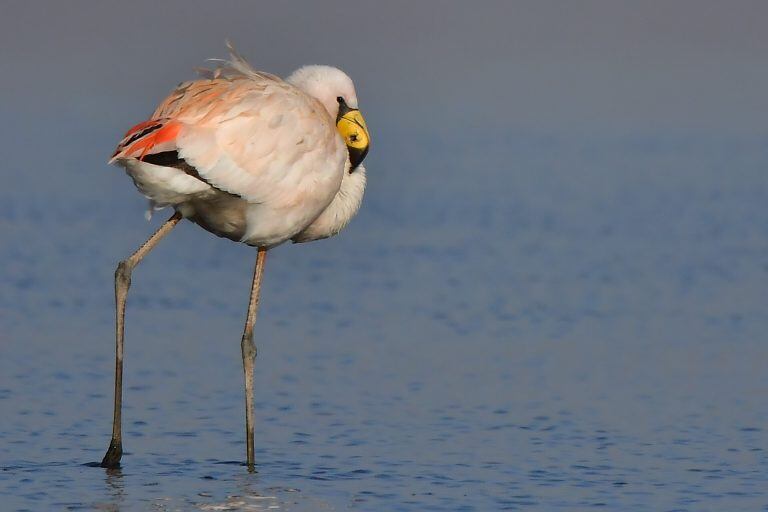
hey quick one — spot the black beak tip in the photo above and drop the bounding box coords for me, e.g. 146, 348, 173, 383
348, 145, 369, 171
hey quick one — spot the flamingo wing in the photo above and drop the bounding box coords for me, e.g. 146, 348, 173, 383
111, 64, 345, 205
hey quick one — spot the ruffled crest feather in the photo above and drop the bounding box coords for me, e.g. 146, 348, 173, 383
198, 40, 282, 83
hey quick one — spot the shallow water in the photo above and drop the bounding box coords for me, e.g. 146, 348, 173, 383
2, 132, 768, 510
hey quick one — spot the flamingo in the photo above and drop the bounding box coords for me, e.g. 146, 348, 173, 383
99, 44, 370, 470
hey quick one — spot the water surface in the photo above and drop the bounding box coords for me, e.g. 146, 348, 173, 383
2, 131, 767, 510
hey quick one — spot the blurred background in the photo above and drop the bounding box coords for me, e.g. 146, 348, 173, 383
1, 1, 767, 510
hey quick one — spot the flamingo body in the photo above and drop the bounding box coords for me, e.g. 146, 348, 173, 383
110, 50, 368, 248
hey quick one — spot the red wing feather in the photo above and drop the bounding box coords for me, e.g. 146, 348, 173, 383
110, 119, 181, 162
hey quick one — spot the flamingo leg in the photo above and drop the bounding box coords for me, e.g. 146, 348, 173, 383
241, 247, 267, 472
100, 211, 183, 468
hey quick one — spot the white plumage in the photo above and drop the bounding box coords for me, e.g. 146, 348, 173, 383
110, 47, 368, 247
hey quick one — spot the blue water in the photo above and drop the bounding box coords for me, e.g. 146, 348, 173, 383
2, 126, 767, 510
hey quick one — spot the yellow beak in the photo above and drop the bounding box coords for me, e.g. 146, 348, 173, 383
336, 108, 370, 170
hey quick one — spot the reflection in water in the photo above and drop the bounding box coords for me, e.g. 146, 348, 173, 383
196, 474, 281, 512
80, 466, 124, 511
196, 493, 281, 511
173, 467, 333, 511
103, 467, 124, 511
